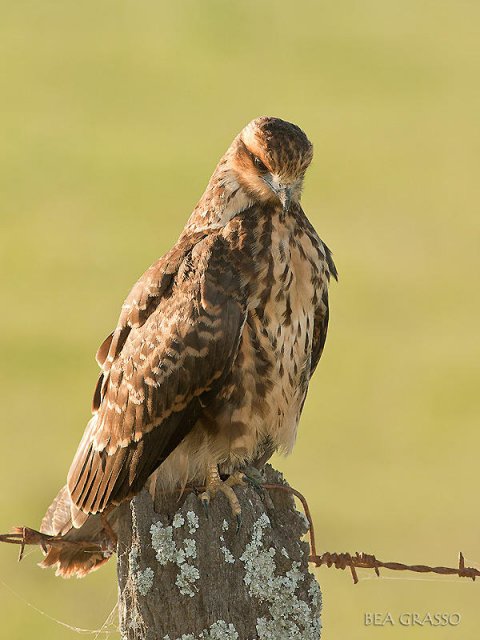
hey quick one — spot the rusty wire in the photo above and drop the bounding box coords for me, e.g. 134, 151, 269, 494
0, 527, 108, 563
262, 483, 480, 585
1, 482, 479, 585
309, 550, 480, 585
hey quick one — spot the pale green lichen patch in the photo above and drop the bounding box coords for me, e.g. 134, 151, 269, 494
150, 519, 200, 598
187, 511, 199, 534
219, 534, 235, 564
176, 562, 200, 597
220, 545, 235, 564
205, 620, 239, 639
151, 522, 176, 565
308, 578, 321, 607
163, 619, 239, 640
136, 567, 154, 596
128, 543, 154, 596
184, 538, 197, 559
240, 514, 321, 639
173, 513, 185, 528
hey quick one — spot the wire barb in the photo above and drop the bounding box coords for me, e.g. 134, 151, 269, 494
1, 482, 478, 586
260, 484, 480, 585
308, 550, 480, 584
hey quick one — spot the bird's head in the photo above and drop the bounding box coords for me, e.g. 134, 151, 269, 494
232, 116, 313, 213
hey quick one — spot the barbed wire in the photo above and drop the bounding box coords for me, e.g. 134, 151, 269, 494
1, 482, 479, 586
309, 550, 479, 584
262, 483, 480, 584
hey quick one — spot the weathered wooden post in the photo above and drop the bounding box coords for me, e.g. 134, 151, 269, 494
117, 466, 321, 639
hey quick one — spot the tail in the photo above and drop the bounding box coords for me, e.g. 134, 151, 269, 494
0, 485, 118, 578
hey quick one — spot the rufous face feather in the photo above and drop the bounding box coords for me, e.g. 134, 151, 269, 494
184, 116, 315, 233
233, 117, 313, 211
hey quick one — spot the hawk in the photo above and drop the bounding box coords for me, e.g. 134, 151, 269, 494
20, 117, 337, 576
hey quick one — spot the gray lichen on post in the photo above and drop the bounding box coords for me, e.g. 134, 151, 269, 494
117, 466, 321, 639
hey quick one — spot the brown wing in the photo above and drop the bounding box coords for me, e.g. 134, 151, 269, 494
67, 233, 247, 517
310, 240, 337, 375
41, 486, 75, 536
310, 289, 330, 375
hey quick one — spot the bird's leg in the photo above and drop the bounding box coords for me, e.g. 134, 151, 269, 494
199, 465, 245, 530
199, 464, 222, 516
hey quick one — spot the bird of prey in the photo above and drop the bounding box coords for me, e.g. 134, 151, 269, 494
11, 117, 337, 577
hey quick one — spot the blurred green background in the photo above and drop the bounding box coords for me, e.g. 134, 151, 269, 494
1, 1, 479, 638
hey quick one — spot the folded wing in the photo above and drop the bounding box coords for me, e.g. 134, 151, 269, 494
67, 234, 246, 519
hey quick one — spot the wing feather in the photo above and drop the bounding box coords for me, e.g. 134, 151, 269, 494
67, 234, 246, 515
309, 241, 337, 375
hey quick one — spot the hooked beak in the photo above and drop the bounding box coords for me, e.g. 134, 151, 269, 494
277, 186, 292, 213
264, 176, 293, 212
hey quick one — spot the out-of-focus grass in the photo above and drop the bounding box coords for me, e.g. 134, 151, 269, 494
0, 1, 479, 638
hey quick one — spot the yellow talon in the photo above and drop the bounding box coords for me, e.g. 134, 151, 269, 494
199, 466, 245, 524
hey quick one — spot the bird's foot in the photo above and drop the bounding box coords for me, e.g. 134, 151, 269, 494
199, 467, 245, 532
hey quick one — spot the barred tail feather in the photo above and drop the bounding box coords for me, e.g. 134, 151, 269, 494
39, 540, 111, 578
39, 484, 118, 578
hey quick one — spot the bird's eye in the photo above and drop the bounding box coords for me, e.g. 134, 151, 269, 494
253, 156, 268, 173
